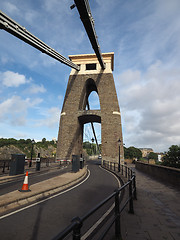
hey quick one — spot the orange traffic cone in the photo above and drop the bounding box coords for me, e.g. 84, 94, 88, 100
19, 171, 31, 192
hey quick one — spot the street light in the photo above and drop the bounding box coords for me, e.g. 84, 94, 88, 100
118, 138, 121, 172
29, 139, 35, 167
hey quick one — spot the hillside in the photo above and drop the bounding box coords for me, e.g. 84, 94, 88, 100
0, 138, 57, 160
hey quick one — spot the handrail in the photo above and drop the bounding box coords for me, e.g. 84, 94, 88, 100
0, 160, 11, 173
52, 160, 137, 240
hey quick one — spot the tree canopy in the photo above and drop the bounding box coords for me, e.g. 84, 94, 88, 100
162, 145, 180, 168
148, 152, 158, 161
83, 141, 101, 156
124, 146, 142, 160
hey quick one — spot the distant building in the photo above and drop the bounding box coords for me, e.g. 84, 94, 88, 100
52, 138, 57, 143
139, 148, 153, 158
157, 153, 164, 162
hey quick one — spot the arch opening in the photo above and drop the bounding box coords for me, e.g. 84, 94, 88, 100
83, 122, 101, 156
86, 91, 100, 110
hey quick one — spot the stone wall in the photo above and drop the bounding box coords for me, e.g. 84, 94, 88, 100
56, 53, 124, 163
135, 161, 180, 188
56, 73, 124, 162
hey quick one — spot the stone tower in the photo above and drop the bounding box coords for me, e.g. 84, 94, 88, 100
56, 52, 124, 163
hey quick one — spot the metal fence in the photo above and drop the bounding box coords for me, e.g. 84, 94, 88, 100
52, 160, 137, 240
0, 160, 11, 173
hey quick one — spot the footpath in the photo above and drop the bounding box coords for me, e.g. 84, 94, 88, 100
121, 164, 180, 240
0, 164, 87, 216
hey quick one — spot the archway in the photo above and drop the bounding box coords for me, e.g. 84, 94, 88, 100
56, 52, 124, 163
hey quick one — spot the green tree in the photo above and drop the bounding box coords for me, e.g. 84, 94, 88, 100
162, 145, 180, 168
26, 139, 32, 144
83, 141, 91, 149
124, 146, 142, 160
18, 139, 26, 144
42, 138, 46, 144
148, 152, 158, 161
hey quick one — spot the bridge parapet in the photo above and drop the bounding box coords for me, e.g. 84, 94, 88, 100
135, 161, 180, 189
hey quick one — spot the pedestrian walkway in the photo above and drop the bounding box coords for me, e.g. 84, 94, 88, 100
121, 165, 180, 240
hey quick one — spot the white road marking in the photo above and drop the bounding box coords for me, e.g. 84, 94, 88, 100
0, 169, 90, 220
81, 166, 121, 240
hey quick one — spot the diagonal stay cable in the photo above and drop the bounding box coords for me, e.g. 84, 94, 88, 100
86, 100, 101, 154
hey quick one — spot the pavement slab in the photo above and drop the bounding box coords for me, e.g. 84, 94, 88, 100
120, 165, 180, 240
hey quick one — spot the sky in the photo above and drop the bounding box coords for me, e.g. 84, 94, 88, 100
0, 0, 180, 153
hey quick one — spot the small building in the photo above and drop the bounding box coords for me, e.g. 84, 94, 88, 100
139, 148, 153, 158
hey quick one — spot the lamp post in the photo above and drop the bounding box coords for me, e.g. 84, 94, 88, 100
91, 138, 94, 156
29, 139, 35, 167
118, 138, 121, 172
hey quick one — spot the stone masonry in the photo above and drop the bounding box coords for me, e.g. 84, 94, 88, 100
56, 53, 124, 163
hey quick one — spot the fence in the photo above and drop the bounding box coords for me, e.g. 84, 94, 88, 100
0, 158, 67, 174
0, 160, 11, 173
52, 160, 137, 240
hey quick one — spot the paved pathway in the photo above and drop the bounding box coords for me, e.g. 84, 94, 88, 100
121, 165, 180, 240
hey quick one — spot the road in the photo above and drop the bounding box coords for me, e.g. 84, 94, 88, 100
0, 165, 71, 195
0, 160, 120, 240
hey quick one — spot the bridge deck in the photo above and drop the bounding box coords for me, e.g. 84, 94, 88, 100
121, 164, 180, 240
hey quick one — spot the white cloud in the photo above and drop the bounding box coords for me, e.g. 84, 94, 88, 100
0, 96, 43, 126
0, 71, 29, 87
1, 0, 180, 152
35, 107, 60, 128
2, 2, 20, 15
27, 83, 46, 94
117, 61, 180, 152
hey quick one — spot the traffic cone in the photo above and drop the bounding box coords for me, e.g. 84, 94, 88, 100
19, 171, 31, 192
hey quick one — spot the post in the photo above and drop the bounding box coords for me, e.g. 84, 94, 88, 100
125, 166, 127, 178
128, 168, 130, 180
72, 217, 82, 240
2, 161, 5, 173
114, 190, 122, 239
7, 161, 10, 170
133, 175, 137, 200
29, 139, 35, 167
118, 139, 121, 172
128, 181, 134, 214
36, 153, 41, 171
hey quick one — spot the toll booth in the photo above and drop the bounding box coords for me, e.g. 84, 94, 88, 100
72, 155, 80, 172
9, 154, 25, 175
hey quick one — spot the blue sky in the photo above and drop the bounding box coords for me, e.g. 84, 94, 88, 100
0, 0, 180, 152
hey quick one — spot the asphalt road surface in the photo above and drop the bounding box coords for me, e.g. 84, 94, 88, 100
0, 160, 120, 240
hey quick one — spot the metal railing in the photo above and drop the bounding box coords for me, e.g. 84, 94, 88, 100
52, 160, 137, 240
0, 160, 10, 173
